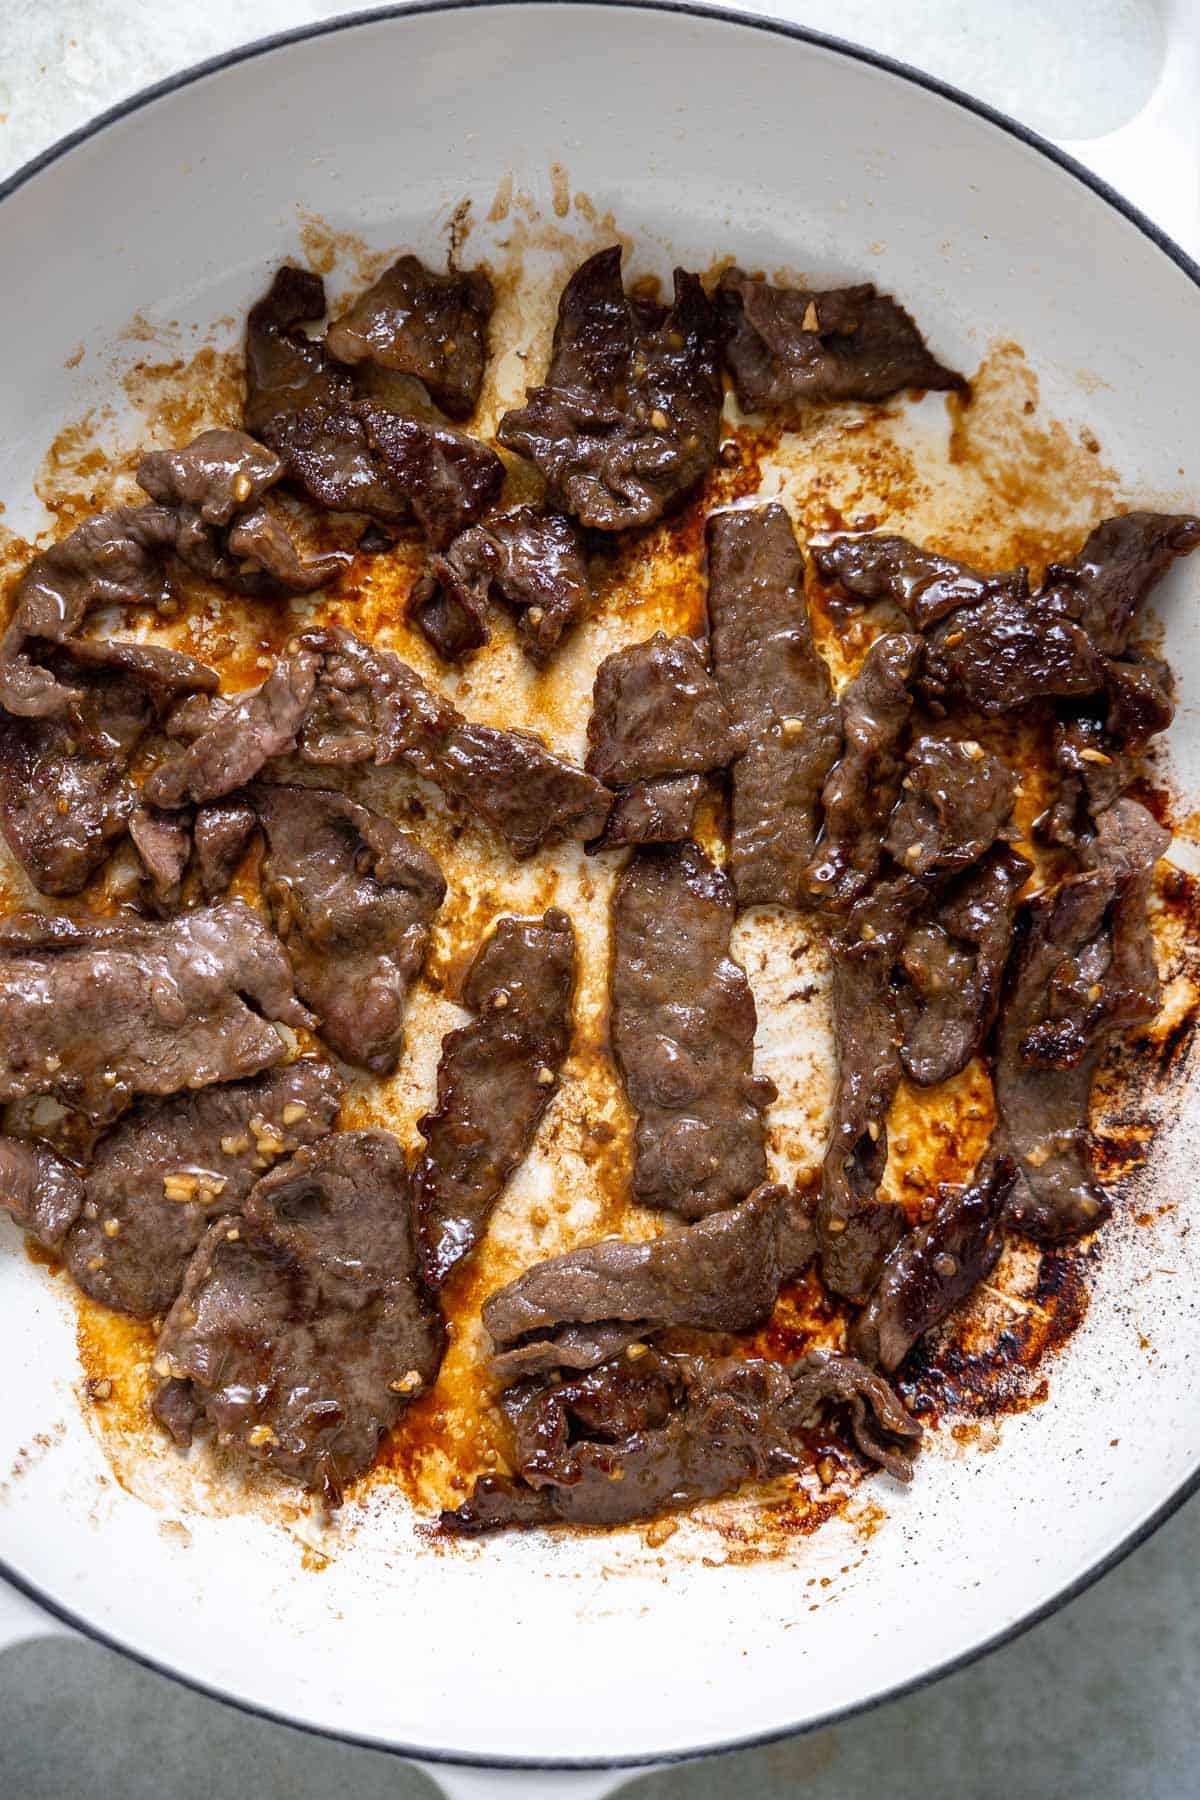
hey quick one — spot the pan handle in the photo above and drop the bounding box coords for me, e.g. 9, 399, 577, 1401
1052, 0, 1200, 261
411, 1761, 646, 1799
0, 1575, 73, 1656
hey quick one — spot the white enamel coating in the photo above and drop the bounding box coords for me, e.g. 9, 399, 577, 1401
1, 8, 1200, 1797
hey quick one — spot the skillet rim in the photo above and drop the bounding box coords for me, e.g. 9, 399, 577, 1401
1, 0, 1198, 1772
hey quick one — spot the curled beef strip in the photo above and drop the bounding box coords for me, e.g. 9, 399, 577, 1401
409, 508, 590, 665
152, 1131, 444, 1503
852, 1154, 1016, 1371
810, 532, 1020, 630
194, 800, 258, 899
442, 1346, 920, 1531
885, 736, 1017, 879
611, 842, 775, 1218
62, 1060, 343, 1318
243, 266, 353, 436
325, 253, 494, 421
0, 899, 309, 1124
416, 909, 575, 1286
0, 1136, 84, 1251
1041, 510, 1200, 658
997, 798, 1167, 1241
718, 269, 966, 413
803, 631, 922, 911
142, 649, 321, 808
706, 505, 841, 908
897, 844, 1032, 1086
593, 775, 706, 850
485, 1182, 815, 1381
249, 782, 445, 1075
1036, 714, 1132, 852
498, 247, 723, 532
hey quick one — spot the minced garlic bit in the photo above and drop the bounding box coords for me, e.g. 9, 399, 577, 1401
225, 1227, 241, 1242
780, 716, 804, 741
1079, 748, 1113, 765
250, 1115, 287, 1157
163, 1173, 198, 1203
625, 1342, 649, 1361
281, 1102, 308, 1126
816, 1456, 838, 1487
526, 606, 545, 626
86, 1255, 105, 1272
644, 1517, 678, 1549
86, 1377, 113, 1403
825, 1217, 847, 1234
102, 1218, 120, 1239
152, 1355, 174, 1379
232, 471, 254, 502
536, 1066, 556, 1087
933, 1253, 958, 1279
649, 408, 669, 432
800, 300, 820, 333
1024, 1143, 1054, 1168
491, 989, 511, 1011
388, 1370, 423, 1395
220, 1133, 250, 1156
866, 1120, 880, 1142
859, 921, 876, 941
248, 1423, 279, 1447
904, 842, 924, 866
962, 740, 986, 761
942, 630, 965, 648
1087, 983, 1103, 1002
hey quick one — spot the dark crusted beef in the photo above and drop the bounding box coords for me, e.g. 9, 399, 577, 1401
326, 254, 494, 420
586, 631, 745, 786
356, 404, 503, 546
811, 533, 1012, 630
0, 900, 309, 1122
259, 404, 412, 526
243, 267, 353, 436
443, 1346, 919, 1531
416, 910, 575, 1285
485, 1183, 814, 1381
1037, 715, 1131, 851
997, 798, 1167, 1241
897, 844, 1031, 1086
152, 1131, 443, 1501
803, 631, 922, 910
853, 1155, 1015, 1371
249, 782, 445, 1074
885, 736, 1016, 879
1041, 511, 1200, 657
592, 774, 706, 849
0, 1136, 84, 1250
142, 649, 321, 808
706, 505, 841, 907
130, 806, 192, 911
498, 247, 722, 532
718, 270, 965, 413
63, 1061, 343, 1318
410, 508, 590, 665
194, 800, 258, 898
611, 842, 775, 1217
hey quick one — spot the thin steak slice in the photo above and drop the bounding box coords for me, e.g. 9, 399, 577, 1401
0, 899, 310, 1123
852, 1153, 1016, 1371
194, 800, 258, 899
498, 247, 723, 532
594, 775, 707, 849
485, 1182, 815, 1381
325, 253, 494, 420
611, 842, 775, 1218
884, 735, 1017, 879
243, 266, 354, 437
803, 631, 922, 911
63, 1061, 344, 1318
249, 782, 445, 1074
416, 909, 575, 1286
997, 798, 1167, 1241
152, 1131, 443, 1504
409, 508, 590, 665
142, 649, 321, 809
718, 270, 965, 412
442, 1346, 920, 1531
1041, 510, 1200, 657
706, 505, 841, 907
0, 1137, 84, 1251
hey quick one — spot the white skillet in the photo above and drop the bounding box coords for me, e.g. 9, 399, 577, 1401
1, 6, 1199, 1797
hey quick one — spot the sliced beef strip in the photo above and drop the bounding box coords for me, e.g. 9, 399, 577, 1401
443, 1346, 920, 1531
885, 735, 1016, 880
611, 842, 775, 1218
1036, 714, 1132, 852
194, 800, 258, 899
589, 774, 706, 850
996, 798, 1167, 1241
718, 270, 966, 413
63, 1060, 343, 1318
811, 533, 1024, 631
1104, 654, 1174, 747
586, 631, 746, 787
243, 266, 354, 437
852, 1154, 1015, 1371
803, 631, 922, 911
0, 1136, 84, 1251
897, 844, 1032, 1086
0, 899, 310, 1124
152, 1131, 443, 1502
409, 508, 590, 665
355, 404, 504, 546
297, 627, 612, 852
706, 505, 841, 908
248, 782, 445, 1075
142, 649, 321, 809
258, 403, 414, 527
325, 254, 494, 421
498, 247, 723, 532
485, 1182, 815, 1381
416, 909, 575, 1286
1040, 511, 1200, 658
136, 428, 282, 526
129, 806, 192, 911
817, 876, 926, 1303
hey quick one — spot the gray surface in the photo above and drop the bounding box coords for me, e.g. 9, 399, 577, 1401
2, 1488, 1199, 1796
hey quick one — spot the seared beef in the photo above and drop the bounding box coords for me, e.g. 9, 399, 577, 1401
885, 736, 1016, 878
410, 508, 590, 665
0, 900, 309, 1122
355, 404, 504, 546
326, 254, 494, 420
897, 845, 1031, 1086
243, 266, 353, 436
130, 806, 192, 911
498, 247, 722, 532
0, 1136, 84, 1251
1037, 715, 1131, 851
817, 877, 925, 1302
611, 842, 775, 1217
997, 799, 1167, 1240
586, 631, 745, 786
194, 800, 257, 899
921, 593, 1103, 716
416, 910, 575, 1285
1041, 511, 1200, 657
443, 1346, 919, 1531
852, 1154, 1015, 1371
136, 428, 280, 524
63, 1061, 343, 1318
259, 403, 413, 526
718, 270, 965, 413
297, 627, 611, 852
152, 1131, 443, 1501
1104, 655, 1174, 747
804, 632, 922, 910
592, 774, 707, 849
142, 650, 321, 808
485, 1182, 813, 1381
811, 532, 1010, 630
706, 505, 841, 907
249, 782, 445, 1074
